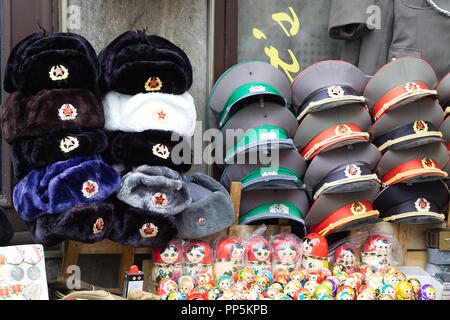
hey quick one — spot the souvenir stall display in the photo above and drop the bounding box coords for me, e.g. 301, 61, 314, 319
0, 15, 448, 302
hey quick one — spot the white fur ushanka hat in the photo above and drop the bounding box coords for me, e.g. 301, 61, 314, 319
103, 91, 196, 138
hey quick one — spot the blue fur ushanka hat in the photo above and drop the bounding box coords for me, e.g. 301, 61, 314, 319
11, 124, 108, 179
3, 32, 100, 95
98, 30, 193, 95
13, 155, 121, 222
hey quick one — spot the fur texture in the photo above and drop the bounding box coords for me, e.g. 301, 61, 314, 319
0, 208, 14, 245
1, 88, 104, 143
102, 91, 196, 138
98, 30, 192, 95
176, 173, 235, 239
116, 165, 191, 215
27, 202, 114, 247
4, 32, 100, 94
13, 155, 121, 222
103, 129, 192, 173
108, 198, 178, 248
11, 124, 108, 179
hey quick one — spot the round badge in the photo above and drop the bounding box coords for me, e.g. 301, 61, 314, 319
145, 76, 163, 91
151, 193, 168, 208
58, 104, 78, 121
152, 144, 170, 159
93, 218, 104, 234
59, 136, 80, 153
27, 266, 41, 281
414, 198, 431, 212
327, 85, 345, 98
49, 65, 69, 81
140, 223, 158, 238
10, 267, 25, 281
82, 180, 99, 199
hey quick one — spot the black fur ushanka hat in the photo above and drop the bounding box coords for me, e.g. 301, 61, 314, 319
98, 30, 193, 95
11, 124, 108, 179
4, 32, 100, 94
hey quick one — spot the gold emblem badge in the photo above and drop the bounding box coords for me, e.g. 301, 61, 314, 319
49, 65, 69, 81
151, 193, 168, 208
414, 198, 431, 212
59, 136, 79, 153
152, 144, 170, 159
93, 218, 104, 234
350, 202, 367, 215
421, 158, 435, 169
145, 77, 163, 91
58, 104, 78, 121
152, 109, 169, 124
82, 180, 99, 199
140, 223, 158, 238
327, 85, 345, 98
413, 121, 428, 134
335, 124, 352, 135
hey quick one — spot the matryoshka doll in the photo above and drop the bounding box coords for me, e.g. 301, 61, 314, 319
183, 241, 213, 279
334, 245, 357, 271
395, 281, 414, 300
246, 237, 272, 273
408, 278, 421, 299
152, 241, 183, 292
158, 278, 178, 300
178, 275, 196, 296
418, 284, 436, 300
214, 237, 245, 283
196, 269, 214, 291
217, 275, 234, 291
271, 234, 302, 273
301, 233, 328, 271
361, 235, 392, 273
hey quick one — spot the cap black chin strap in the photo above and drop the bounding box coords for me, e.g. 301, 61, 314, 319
36, 19, 48, 35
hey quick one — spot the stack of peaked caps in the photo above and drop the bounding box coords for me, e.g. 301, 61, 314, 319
436, 72, 450, 182
291, 60, 382, 238
0, 31, 122, 247
208, 61, 309, 237
365, 57, 449, 225
99, 30, 235, 246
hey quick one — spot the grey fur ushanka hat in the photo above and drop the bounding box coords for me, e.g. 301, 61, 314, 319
176, 173, 235, 239
116, 165, 192, 215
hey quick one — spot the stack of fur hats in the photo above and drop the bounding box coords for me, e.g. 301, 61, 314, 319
98, 30, 235, 245
1, 31, 121, 247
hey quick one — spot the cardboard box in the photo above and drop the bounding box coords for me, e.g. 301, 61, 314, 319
427, 229, 450, 251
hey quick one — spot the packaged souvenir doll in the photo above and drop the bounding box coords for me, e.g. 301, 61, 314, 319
334, 245, 357, 271
213, 237, 245, 283
246, 237, 272, 273
362, 235, 392, 273
271, 234, 302, 273
183, 241, 213, 279
151, 241, 182, 292
301, 233, 328, 271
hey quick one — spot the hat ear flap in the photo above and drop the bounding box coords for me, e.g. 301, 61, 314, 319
0, 208, 14, 245
3, 32, 47, 93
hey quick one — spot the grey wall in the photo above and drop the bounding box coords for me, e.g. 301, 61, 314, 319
65, 0, 211, 174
